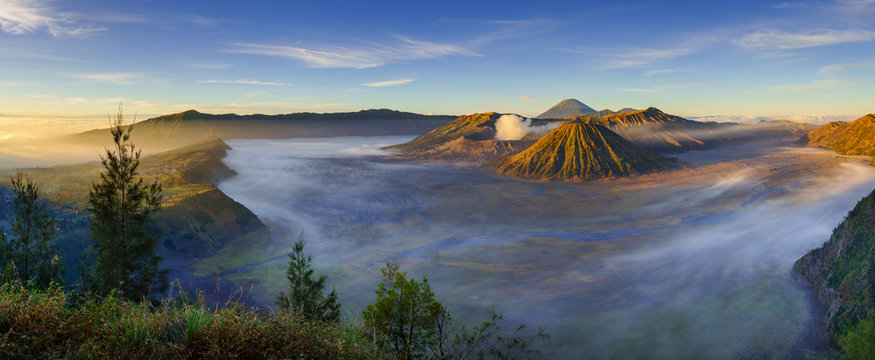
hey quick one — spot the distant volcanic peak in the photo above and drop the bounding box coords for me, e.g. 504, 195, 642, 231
494, 121, 675, 180
536, 98, 597, 119
177, 109, 205, 118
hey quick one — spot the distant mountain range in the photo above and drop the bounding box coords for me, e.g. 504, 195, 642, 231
493, 120, 676, 180
63, 108, 456, 151
798, 113, 875, 164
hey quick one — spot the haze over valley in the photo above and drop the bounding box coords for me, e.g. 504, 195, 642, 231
3, 0, 875, 358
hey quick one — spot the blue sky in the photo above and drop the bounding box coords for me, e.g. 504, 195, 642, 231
1, 0, 874, 132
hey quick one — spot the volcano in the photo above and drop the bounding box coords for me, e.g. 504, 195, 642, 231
493, 119, 676, 180
536, 99, 598, 119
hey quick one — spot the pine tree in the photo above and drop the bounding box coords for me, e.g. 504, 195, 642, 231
88, 106, 165, 300
6, 173, 63, 288
277, 232, 341, 322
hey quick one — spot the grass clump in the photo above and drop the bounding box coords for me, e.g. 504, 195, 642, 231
0, 282, 389, 359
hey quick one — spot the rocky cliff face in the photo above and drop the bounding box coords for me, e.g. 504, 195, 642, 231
794, 188, 875, 340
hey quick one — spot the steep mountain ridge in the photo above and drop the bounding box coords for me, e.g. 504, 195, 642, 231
493, 120, 676, 180
799, 114, 875, 164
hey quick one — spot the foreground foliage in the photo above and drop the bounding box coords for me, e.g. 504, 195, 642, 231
364, 262, 548, 360
88, 106, 165, 300
2, 172, 64, 287
278, 233, 341, 322
0, 282, 388, 360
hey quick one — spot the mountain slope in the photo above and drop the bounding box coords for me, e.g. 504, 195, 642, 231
383, 112, 503, 152
536, 99, 597, 119
794, 188, 875, 341
1, 138, 264, 266
493, 120, 676, 180
575, 107, 720, 151
799, 114, 875, 164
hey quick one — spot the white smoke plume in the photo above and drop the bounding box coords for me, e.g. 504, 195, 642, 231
494, 114, 561, 141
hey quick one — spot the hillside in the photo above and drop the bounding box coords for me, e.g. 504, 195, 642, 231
493, 120, 676, 180
798, 114, 875, 164
536, 99, 597, 119
383, 112, 503, 152
0, 138, 264, 270
575, 107, 722, 151
794, 188, 875, 341
63, 109, 456, 151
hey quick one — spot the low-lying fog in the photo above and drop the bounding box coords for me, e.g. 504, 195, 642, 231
214, 136, 875, 359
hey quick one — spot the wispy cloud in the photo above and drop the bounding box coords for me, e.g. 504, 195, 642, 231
183, 14, 221, 28
643, 68, 693, 77
819, 60, 875, 75
765, 78, 855, 92
837, 0, 875, 11
733, 28, 875, 50
184, 62, 233, 70
772, 2, 811, 8
230, 36, 480, 69
362, 78, 414, 87
0, 0, 104, 36
197, 79, 290, 86
69, 73, 143, 85
567, 47, 696, 69
518, 95, 535, 100
618, 84, 693, 93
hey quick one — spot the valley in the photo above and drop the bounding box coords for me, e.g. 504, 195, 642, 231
179, 133, 875, 358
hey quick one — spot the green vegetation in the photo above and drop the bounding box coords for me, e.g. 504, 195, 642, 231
839, 314, 875, 359
3, 172, 65, 288
87, 107, 166, 300
0, 282, 386, 360
364, 262, 548, 360
494, 121, 676, 180
794, 188, 875, 356
278, 233, 341, 322
364, 262, 447, 358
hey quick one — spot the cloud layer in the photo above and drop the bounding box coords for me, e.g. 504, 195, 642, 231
0, 0, 103, 36
230, 36, 480, 69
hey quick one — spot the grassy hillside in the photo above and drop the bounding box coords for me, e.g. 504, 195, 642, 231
799, 114, 875, 165
794, 188, 875, 341
0, 138, 263, 277
493, 121, 676, 180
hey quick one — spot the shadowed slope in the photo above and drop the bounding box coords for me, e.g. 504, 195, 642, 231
494, 120, 676, 180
